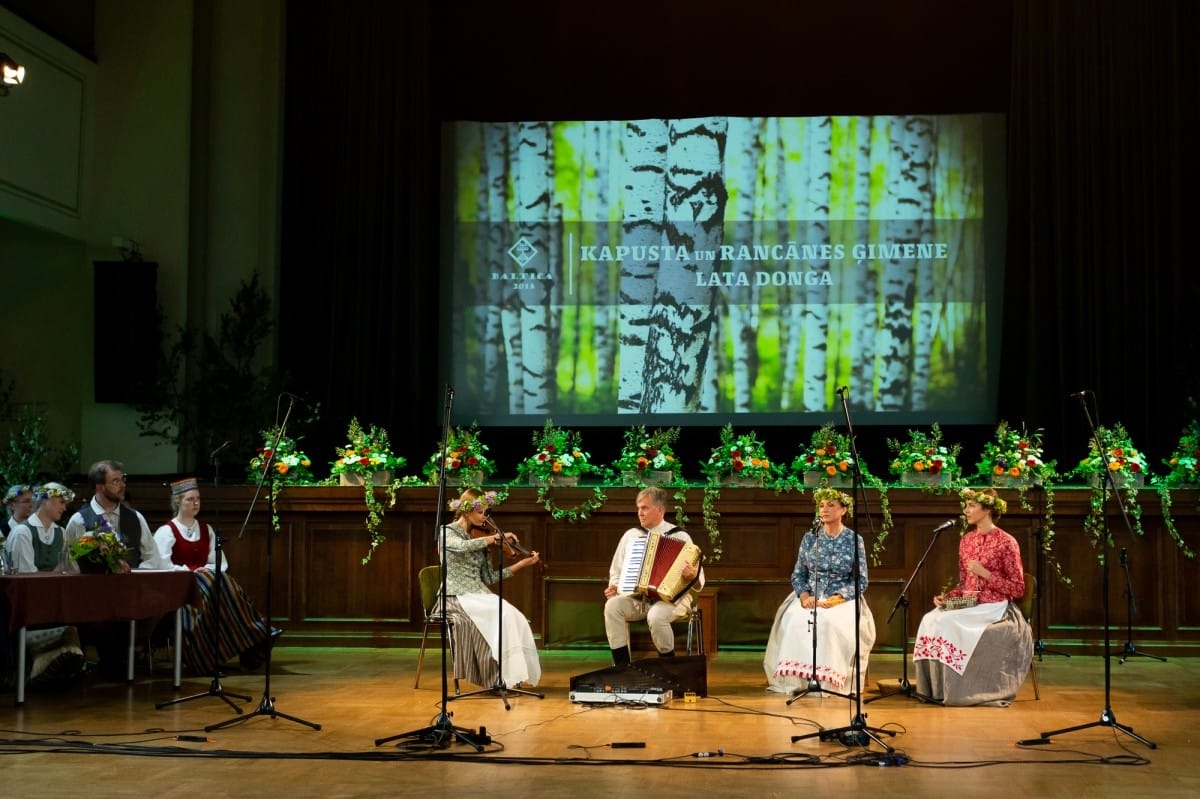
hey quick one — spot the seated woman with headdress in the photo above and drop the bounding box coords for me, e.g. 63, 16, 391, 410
436, 488, 542, 689
763, 487, 876, 696
152, 478, 279, 674
913, 487, 1032, 706
1, 482, 87, 689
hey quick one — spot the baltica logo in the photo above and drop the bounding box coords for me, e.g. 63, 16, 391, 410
508, 237, 538, 267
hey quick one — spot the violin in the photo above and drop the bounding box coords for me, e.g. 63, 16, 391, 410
470, 515, 545, 570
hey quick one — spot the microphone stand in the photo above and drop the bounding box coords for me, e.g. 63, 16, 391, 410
1109, 545, 1166, 664
377, 385, 485, 749
1024, 394, 1155, 749
787, 521, 854, 705
865, 520, 952, 704
792, 387, 894, 751
1031, 486, 1069, 660
450, 516, 544, 708
208, 394, 321, 732
156, 444, 251, 711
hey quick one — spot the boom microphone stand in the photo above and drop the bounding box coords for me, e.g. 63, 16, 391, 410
449, 514, 544, 708
787, 520, 855, 705
792, 386, 894, 751
1109, 546, 1166, 664
1022, 391, 1155, 749
157, 442, 251, 712
376, 386, 485, 750
865, 518, 955, 704
208, 393, 321, 732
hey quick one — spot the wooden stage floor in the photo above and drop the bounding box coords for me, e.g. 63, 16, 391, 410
1, 646, 1197, 797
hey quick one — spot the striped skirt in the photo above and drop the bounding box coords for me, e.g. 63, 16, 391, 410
179, 569, 271, 675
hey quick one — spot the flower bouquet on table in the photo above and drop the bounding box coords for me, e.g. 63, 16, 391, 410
423, 424, 495, 487
247, 426, 316, 485
70, 517, 130, 574
887, 423, 962, 493
331, 417, 407, 486
1068, 422, 1150, 551
331, 418, 406, 564
516, 419, 608, 522
613, 425, 681, 486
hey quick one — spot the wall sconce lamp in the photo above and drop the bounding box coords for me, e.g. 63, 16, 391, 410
1, 52, 26, 96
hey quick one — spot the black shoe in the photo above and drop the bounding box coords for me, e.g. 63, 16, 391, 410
270, 627, 284, 643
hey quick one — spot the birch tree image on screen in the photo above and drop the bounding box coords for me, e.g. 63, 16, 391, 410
447, 114, 996, 426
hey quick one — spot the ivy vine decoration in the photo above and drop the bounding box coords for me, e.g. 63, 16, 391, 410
531, 482, 609, 522
699, 485, 723, 562
1151, 410, 1199, 560
329, 418, 407, 565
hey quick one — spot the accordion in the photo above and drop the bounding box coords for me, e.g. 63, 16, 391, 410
618, 531, 702, 602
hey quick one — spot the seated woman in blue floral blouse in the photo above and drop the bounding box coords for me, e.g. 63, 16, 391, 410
764, 487, 876, 696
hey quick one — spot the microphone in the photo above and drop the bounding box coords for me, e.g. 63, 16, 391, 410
282, 391, 310, 404
835, 385, 848, 396
209, 440, 231, 459
1068, 390, 1089, 398
931, 519, 956, 533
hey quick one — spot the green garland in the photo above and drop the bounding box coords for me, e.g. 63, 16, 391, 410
531, 483, 608, 522
361, 478, 401, 565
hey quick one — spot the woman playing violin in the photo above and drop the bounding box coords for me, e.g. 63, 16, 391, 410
437, 488, 542, 689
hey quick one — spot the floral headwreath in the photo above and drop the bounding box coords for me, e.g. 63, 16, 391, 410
812, 487, 853, 513
3, 484, 34, 506
448, 490, 502, 514
34, 482, 75, 503
960, 488, 1007, 515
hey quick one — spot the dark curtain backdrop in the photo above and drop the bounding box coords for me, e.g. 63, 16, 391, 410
279, 0, 1198, 481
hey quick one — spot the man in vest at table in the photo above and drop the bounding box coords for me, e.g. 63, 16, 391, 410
65, 459, 168, 679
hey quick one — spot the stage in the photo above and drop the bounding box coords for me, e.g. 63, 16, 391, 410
1, 647, 1195, 796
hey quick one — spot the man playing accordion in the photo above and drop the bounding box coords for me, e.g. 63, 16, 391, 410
603, 487, 704, 664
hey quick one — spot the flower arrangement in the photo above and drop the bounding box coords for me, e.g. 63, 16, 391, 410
791, 423, 854, 486
516, 419, 608, 522
887, 423, 962, 492
1068, 423, 1148, 552
331, 417, 407, 479
975, 421, 1056, 486
974, 421, 1064, 583
247, 426, 315, 485
423, 424, 496, 485
1067, 422, 1147, 486
70, 517, 130, 574
700, 424, 776, 485
698, 425, 777, 563
613, 426, 681, 483
1159, 416, 1200, 488
517, 419, 604, 483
